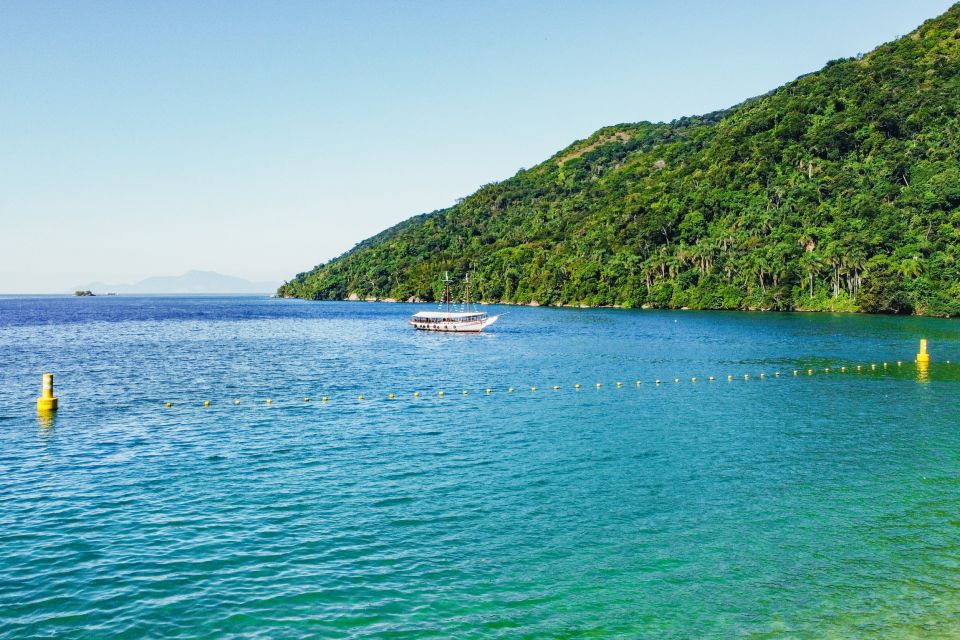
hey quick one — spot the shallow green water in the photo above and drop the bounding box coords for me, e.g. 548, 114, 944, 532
2, 297, 960, 638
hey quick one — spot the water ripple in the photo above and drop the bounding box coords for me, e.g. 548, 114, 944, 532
2, 298, 960, 638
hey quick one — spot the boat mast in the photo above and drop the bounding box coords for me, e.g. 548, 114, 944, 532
465, 273, 471, 312
444, 272, 451, 314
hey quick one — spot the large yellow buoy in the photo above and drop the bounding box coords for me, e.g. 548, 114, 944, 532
37, 373, 58, 414
917, 339, 930, 364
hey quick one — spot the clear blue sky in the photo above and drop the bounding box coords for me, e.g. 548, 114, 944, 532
0, 0, 954, 293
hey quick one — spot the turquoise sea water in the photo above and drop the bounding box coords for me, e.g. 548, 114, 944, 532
2, 295, 960, 638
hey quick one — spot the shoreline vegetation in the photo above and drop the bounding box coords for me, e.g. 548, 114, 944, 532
280, 293, 913, 316
280, 6, 960, 318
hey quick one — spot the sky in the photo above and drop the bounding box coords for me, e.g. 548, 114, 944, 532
0, 0, 954, 293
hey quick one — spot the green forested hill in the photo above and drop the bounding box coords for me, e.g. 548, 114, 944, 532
281, 5, 960, 315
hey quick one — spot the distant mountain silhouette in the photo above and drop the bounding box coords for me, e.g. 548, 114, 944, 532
81, 270, 279, 294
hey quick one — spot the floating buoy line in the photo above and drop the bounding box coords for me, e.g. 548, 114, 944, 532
155, 361, 949, 410
31, 341, 953, 413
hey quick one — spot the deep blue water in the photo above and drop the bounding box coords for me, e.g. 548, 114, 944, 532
2, 295, 960, 638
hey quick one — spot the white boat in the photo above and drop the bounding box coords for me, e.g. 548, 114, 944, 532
410, 273, 501, 333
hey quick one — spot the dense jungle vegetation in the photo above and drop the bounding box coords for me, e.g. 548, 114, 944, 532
281, 5, 960, 316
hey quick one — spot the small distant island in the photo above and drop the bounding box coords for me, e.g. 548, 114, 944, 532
74, 290, 95, 297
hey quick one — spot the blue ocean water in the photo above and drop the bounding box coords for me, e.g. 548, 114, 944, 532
1, 295, 960, 638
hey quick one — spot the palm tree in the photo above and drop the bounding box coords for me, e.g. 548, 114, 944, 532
798, 252, 824, 298
899, 257, 923, 280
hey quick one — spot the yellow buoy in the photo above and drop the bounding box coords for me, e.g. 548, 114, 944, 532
438, 391, 444, 397
413, 392, 419, 398
463, 390, 469, 395
744, 374, 749, 380
389, 393, 395, 399
322, 396, 329, 402
530, 386, 536, 392
897, 361, 902, 367
616, 382, 622, 388
824, 368, 829, 373
759, 373, 765, 379
486, 388, 492, 395
655, 379, 661, 385
807, 369, 812, 375
304, 397, 310, 402
234, 399, 240, 405
674, 378, 680, 383
691, 377, 697, 382
708, 376, 715, 381
840, 367, 845, 373
793, 370, 798, 376
636, 380, 641, 386
165, 402, 172, 408
596, 383, 602, 388
553, 385, 559, 391
857, 365, 862, 371
871, 364, 876, 370
883, 362, 888, 369
266, 399, 272, 405
727, 375, 733, 381
358, 394, 364, 400
774, 372, 780, 377
508, 387, 514, 393
203, 400, 210, 407
37, 373, 58, 414
575, 383, 581, 389
917, 339, 930, 364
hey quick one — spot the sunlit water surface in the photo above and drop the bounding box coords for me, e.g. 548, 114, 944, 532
2, 296, 960, 638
